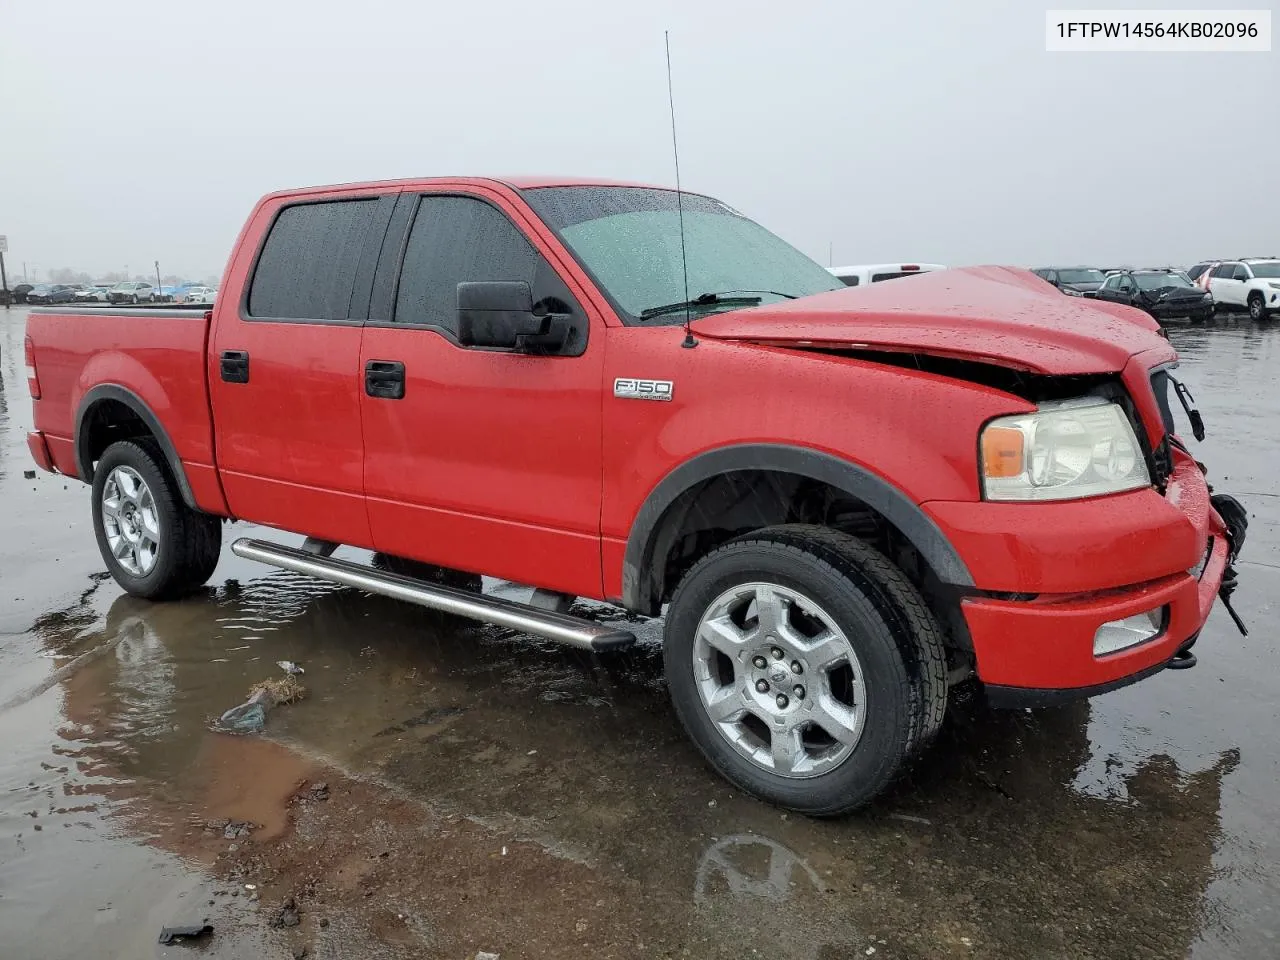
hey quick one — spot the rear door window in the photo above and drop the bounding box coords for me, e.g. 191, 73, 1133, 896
248, 199, 380, 320
1212, 263, 1237, 279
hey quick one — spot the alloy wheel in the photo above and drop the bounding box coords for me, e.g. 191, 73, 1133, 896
692, 582, 866, 779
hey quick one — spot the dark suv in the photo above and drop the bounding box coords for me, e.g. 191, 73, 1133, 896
1031, 267, 1106, 297
1094, 269, 1214, 323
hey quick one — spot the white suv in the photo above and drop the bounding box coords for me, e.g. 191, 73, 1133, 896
1204, 259, 1280, 320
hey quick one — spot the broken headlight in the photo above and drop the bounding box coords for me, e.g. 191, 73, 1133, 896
980, 398, 1151, 501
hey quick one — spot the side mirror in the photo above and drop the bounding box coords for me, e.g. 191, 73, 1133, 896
457, 281, 570, 353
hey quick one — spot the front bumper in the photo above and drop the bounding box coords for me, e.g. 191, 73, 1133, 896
1153, 300, 1214, 321
928, 447, 1238, 702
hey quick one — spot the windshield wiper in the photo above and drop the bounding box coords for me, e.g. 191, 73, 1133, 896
640, 292, 762, 320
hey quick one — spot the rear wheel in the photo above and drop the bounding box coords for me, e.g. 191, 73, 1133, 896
91, 439, 221, 599
664, 524, 947, 816
1248, 293, 1266, 321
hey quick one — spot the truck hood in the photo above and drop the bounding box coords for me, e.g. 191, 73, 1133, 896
692, 265, 1167, 375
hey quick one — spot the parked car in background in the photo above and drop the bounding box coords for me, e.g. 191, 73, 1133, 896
1186, 262, 1220, 288
74, 284, 113, 303
155, 286, 181, 303
25, 284, 77, 305
1205, 259, 1280, 320
10, 283, 33, 303
827, 263, 945, 286
179, 285, 217, 303
108, 281, 155, 304
1031, 267, 1106, 297
1094, 269, 1214, 323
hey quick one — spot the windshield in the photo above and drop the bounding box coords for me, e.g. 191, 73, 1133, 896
523, 186, 842, 324
1249, 262, 1280, 279
112, 282, 133, 290
1135, 272, 1194, 291
31, 284, 52, 292
1057, 269, 1105, 284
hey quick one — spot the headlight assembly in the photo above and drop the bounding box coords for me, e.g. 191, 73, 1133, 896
981, 398, 1151, 501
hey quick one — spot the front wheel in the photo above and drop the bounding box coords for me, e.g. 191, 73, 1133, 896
664, 525, 948, 816
91, 439, 222, 599
130, 294, 138, 304
1248, 293, 1266, 321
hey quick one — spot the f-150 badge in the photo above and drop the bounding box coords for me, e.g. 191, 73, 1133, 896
613, 378, 673, 401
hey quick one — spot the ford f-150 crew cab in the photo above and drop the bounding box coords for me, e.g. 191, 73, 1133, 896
25, 176, 1247, 814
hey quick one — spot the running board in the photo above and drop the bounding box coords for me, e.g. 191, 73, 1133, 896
230, 538, 636, 652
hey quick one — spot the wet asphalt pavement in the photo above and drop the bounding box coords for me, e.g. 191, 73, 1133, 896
1, 305, 1277, 959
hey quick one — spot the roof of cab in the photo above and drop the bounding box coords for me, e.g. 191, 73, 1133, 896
262, 175, 671, 202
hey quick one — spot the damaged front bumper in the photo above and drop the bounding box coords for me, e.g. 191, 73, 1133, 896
928, 447, 1245, 708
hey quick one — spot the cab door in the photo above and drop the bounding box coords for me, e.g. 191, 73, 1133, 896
208, 191, 395, 547
1094, 273, 1127, 305
357, 187, 606, 597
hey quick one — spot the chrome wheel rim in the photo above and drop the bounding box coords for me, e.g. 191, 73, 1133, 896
101, 466, 160, 576
692, 582, 866, 779
1250, 299, 1263, 320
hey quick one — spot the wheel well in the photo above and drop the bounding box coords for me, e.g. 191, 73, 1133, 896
80, 399, 156, 471
637, 469, 972, 652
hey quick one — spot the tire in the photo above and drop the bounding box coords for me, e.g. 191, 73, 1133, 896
1248, 293, 1266, 322
664, 524, 948, 816
130, 294, 138, 304
91, 439, 222, 600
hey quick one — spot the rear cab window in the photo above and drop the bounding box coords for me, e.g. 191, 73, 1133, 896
248, 198, 381, 320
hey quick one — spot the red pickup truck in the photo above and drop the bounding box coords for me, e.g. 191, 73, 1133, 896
25, 177, 1246, 814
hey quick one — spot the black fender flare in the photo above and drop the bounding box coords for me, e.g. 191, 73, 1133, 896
74, 384, 198, 509
621, 443, 973, 613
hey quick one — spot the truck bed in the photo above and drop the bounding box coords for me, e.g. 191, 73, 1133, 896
26, 305, 224, 511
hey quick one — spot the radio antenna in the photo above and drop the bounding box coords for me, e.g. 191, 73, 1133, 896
665, 31, 696, 349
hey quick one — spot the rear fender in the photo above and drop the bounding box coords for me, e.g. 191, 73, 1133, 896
74, 382, 197, 510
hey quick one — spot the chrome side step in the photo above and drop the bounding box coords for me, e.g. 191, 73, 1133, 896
230, 538, 636, 652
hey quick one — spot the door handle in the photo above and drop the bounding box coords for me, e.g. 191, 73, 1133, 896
220, 350, 250, 383
364, 360, 405, 399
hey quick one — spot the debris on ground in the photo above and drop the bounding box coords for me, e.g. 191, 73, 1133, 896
294, 780, 329, 803
23, 470, 37, 479
277, 660, 305, 675
475, 952, 500, 960
157, 924, 213, 945
269, 896, 301, 929
211, 675, 307, 734
212, 689, 272, 734
223, 820, 254, 840
292, 947, 309, 959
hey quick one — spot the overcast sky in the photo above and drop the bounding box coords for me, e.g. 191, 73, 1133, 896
1, 0, 1275, 281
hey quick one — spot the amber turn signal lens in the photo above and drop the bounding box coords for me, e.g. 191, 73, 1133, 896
981, 426, 1024, 479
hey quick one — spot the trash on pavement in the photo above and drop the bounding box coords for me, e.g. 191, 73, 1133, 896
211, 675, 307, 734
157, 924, 213, 945
277, 660, 305, 674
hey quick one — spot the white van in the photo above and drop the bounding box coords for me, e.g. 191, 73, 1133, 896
828, 263, 946, 287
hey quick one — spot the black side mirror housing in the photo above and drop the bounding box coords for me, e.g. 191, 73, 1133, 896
457, 281, 570, 353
